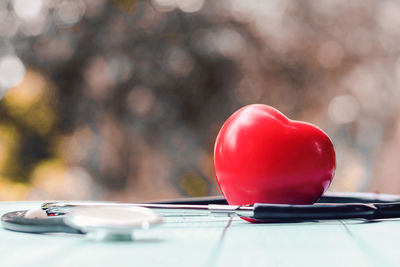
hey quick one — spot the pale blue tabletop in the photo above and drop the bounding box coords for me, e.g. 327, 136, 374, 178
1, 202, 399, 267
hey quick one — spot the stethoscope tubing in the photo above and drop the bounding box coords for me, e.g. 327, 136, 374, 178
2, 192, 400, 235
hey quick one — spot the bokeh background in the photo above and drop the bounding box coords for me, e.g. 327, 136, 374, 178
1, 0, 400, 201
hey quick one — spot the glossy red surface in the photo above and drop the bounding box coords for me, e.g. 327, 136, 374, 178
214, 104, 336, 206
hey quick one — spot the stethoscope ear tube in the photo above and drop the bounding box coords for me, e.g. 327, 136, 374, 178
252, 203, 377, 220
374, 203, 400, 219
150, 192, 400, 205
252, 202, 400, 221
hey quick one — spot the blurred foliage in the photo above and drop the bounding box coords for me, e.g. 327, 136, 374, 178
1, 0, 400, 201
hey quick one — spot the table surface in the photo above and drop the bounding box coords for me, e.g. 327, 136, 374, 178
1, 201, 400, 267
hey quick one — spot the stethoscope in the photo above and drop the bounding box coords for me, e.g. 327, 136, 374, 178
2, 192, 400, 241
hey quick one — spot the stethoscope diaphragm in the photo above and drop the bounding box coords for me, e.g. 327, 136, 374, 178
63, 206, 162, 241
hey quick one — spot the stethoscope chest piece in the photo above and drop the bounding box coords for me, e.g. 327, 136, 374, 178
64, 206, 162, 241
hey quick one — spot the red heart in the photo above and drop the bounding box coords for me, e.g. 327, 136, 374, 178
214, 104, 336, 206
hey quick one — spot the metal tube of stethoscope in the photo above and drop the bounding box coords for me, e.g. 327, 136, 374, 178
41, 202, 255, 218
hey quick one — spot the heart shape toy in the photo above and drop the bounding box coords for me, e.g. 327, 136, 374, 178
214, 104, 336, 206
